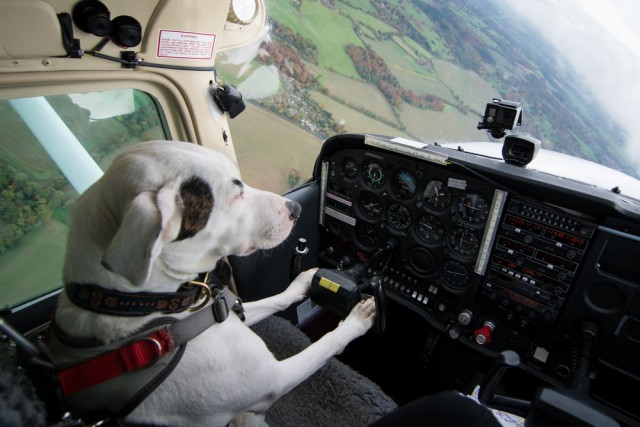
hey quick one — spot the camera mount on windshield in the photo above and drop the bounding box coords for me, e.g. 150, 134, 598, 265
477, 98, 522, 139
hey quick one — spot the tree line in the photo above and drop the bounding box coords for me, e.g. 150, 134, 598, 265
0, 161, 67, 254
345, 44, 444, 111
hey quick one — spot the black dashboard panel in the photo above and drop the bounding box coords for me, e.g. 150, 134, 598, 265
312, 134, 640, 424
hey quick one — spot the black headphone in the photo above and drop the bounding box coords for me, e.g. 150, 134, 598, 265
72, 0, 142, 48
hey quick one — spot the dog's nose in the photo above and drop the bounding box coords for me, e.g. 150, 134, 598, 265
286, 200, 302, 221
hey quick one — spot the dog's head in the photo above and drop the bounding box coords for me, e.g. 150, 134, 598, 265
64, 141, 301, 288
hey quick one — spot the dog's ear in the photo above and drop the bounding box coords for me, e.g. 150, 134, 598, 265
175, 177, 215, 241
101, 181, 183, 286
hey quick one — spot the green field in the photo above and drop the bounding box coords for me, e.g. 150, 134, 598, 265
309, 91, 403, 137
431, 58, 496, 113
229, 104, 322, 194
335, 0, 397, 34
398, 101, 490, 143
310, 64, 399, 125
269, 0, 363, 78
0, 220, 66, 308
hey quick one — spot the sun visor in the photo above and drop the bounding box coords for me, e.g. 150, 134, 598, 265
0, 0, 67, 59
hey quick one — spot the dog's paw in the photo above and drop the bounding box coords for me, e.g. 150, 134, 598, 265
229, 412, 268, 427
341, 297, 376, 337
284, 267, 318, 303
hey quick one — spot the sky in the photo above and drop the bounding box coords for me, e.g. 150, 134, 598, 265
502, 0, 640, 176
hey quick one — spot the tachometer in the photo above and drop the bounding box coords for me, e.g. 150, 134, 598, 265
455, 192, 489, 224
423, 180, 453, 211
391, 168, 417, 199
386, 203, 412, 231
362, 159, 385, 189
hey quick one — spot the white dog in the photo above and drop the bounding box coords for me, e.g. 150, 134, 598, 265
48, 140, 376, 426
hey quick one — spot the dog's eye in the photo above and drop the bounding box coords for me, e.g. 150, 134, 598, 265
232, 178, 244, 196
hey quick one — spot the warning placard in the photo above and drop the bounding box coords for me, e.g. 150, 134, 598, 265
157, 30, 216, 60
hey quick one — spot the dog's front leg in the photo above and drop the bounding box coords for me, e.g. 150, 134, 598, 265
246, 298, 376, 414
242, 268, 317, 326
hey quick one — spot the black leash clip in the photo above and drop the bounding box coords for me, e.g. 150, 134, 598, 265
212, 287, 245, 323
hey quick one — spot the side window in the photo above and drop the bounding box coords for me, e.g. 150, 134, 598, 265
0, 89, 169, 308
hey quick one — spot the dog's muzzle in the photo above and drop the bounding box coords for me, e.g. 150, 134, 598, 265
286, 200, 302, 221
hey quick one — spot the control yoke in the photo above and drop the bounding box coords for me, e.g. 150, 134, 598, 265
309, 238, 398, 334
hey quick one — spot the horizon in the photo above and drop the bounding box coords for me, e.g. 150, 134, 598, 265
502, 0, 640, 176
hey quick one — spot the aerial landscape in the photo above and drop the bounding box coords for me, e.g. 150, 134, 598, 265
218, 0, 637, 192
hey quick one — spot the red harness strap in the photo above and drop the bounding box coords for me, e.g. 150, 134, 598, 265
54, 285, 244, 400
56, 329, 174, 396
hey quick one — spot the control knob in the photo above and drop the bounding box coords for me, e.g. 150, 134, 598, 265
458, 309, 473, 325
474, 321, 495, 345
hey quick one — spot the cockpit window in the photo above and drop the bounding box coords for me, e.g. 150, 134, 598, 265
0, 89, 169, 308
217, 0, 640, 197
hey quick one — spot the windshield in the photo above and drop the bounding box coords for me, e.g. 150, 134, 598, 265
217, 0, 640, 198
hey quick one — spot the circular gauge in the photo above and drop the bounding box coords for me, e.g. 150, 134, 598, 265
356, 221, 379, 247
440, 259, 471, 292
408, 247, 436, 275
447, 228, 480, 258
456, 192, 489, 224
362, 159, 385, 189
386, 203, 412, 231
415, 214, 445, 244
343, 158, 358, 178
423, 180, 453, 211
391, 168, 418, 199
358, 191, 384, 219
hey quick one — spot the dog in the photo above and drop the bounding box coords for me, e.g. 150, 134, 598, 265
49, 140, 376, 426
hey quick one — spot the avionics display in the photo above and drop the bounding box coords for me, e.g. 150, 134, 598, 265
483, 199, 595, 325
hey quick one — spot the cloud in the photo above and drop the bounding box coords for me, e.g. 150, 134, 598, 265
501, 0, 640, 176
